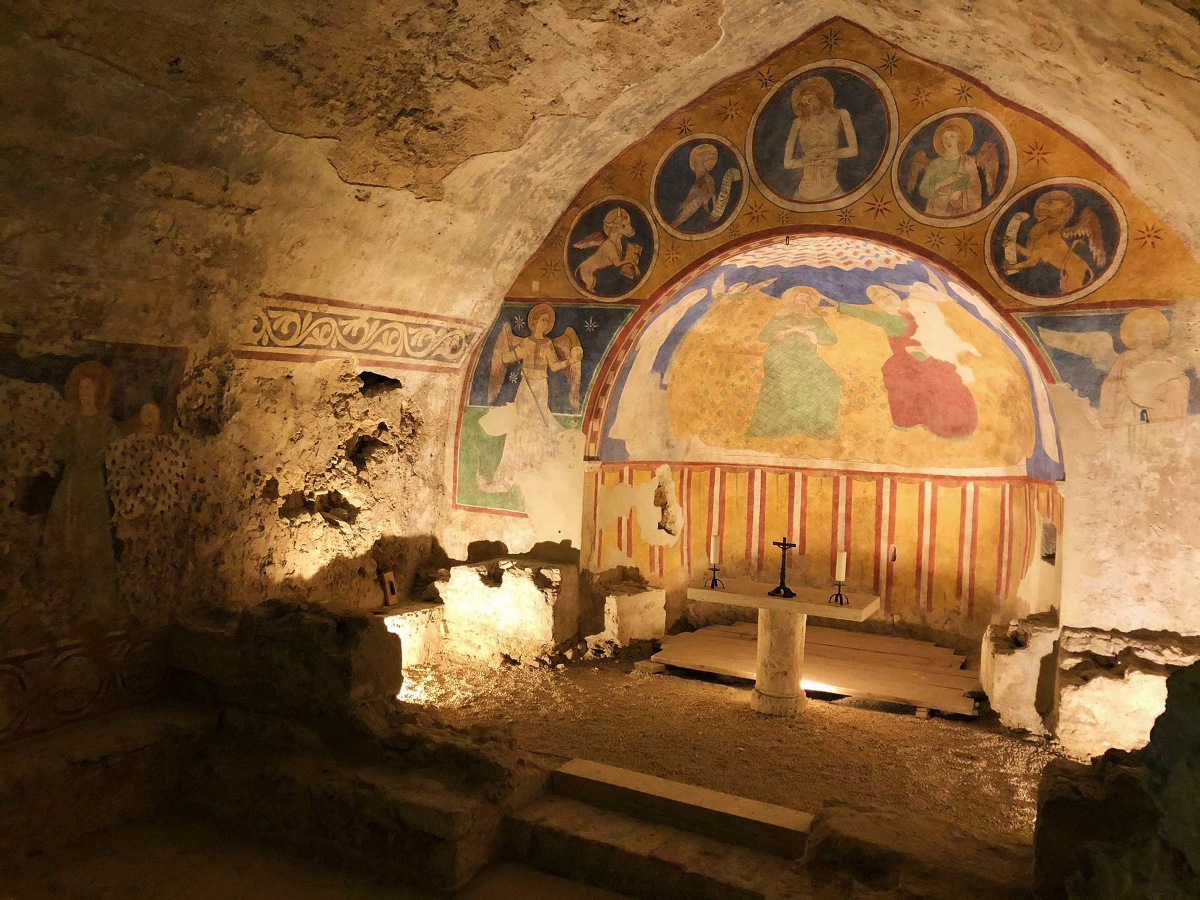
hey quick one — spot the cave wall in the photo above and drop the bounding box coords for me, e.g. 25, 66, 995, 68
3, 1, 1200, 737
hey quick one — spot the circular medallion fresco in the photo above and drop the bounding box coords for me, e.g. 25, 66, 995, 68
651, 134, 747, 241
565, 196, 657, 301
985, 178, 1127, 306
746, 60, 898, 212
892, 107, 1017, 227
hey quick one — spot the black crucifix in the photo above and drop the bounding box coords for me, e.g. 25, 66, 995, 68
768, 536, 797, 598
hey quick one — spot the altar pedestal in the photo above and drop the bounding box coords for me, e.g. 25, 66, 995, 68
687, 579, 880, 717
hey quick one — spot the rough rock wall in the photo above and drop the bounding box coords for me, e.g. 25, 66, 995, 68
3, 0, 1200, 740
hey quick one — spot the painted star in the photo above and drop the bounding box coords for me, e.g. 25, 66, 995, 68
507, 371, 520, 384
756, 67, 775, 90
879, 51, 900, 75
728, 224, 741, 238
924, 230, 946, 252
511, 315, 526, 332
955, 82, 973, 103
584, 317, 598, 333
820, 27, 843, 55
629, 159, 649, 181
718, 97, 742, 124
1136, 223, 1164, 249
778, 211, 792, 226
910, 86, 934, 110
539, 257, 562, 278
675, 116, 695, 136
837, 207, 855, 225
1024, 140, 1051, 169
601, 173, 617, 191
895, 218, 916, 238
548, 231, 564, 249
953, 233, 979, 256
864, 194, 893, 221
745, 200, 771, 227
662, 243, 683, 266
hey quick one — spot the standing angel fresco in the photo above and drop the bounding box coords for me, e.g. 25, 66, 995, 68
837, 285, 978, 439
1002, 190, 1106, 294
573, 206, 644, 292
907, 117, 999, 219
747, 286, 841, 440
480, 304, 583, 492
782, 77, 860, 202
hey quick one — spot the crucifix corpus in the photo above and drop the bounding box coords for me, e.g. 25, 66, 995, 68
768, 536, 797, 598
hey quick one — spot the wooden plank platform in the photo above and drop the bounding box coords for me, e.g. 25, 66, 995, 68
652, 625, 980, 716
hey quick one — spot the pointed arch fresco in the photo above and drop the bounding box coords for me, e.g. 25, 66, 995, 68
452, 17, 1200, 624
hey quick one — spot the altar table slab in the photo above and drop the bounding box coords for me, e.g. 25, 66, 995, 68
680, 579, 880, 716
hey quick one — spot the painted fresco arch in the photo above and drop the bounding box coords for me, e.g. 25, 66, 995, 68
585, 229, 1063, 481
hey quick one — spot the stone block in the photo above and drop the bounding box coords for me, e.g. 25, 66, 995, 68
1034, 662, 1200, 900
800, 804, 1031, 900
184, 742, 504, 893
981, 611, 1059, 735
171, 599, 403, 721
1050, 627, 1200, 760
0, 704, 217, 863
1032, 752, 1159, 900
435, 560, 579, 664
586, 585, 666, 648
376, 601, 445, 669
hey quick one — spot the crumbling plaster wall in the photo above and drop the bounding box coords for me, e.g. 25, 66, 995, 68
1053, 384, 1200, 635
2, 0, 1200, 660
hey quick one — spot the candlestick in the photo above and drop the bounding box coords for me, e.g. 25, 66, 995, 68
835, 550, 847, 583
707, 564, 724, 590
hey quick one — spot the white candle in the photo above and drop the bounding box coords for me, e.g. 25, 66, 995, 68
709, 536, 718, 560
835, 550, 847, 583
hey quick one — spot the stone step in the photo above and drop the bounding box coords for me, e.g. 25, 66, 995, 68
183, 740, 504, 893
551, 759, 812, 860
506, 794, 797, 900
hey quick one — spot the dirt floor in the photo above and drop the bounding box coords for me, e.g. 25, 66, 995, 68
0, 820, 628, 900
403, 655, 1061, 841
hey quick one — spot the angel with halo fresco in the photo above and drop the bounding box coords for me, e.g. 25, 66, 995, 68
477, 303, 583, 493
906, 117, 999, 219
1039, 308, 1192, 427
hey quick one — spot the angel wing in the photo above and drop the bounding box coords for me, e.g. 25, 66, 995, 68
572, 231, 606, 250
487, 321, 518, 404
552, 327, 583, 411
1038, 326, 1118, 373
1064, 207, 1106, 267
976, 141, 1000, 196
906, 150, 930, 195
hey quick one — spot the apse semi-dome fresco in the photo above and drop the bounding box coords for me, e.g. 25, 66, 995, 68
600, 234, 1062, 481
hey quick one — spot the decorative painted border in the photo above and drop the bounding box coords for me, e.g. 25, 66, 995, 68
237, 293, 481, 373
0, 630, 169, 743
745, 58, 899, 213
651, 133, 749, 242
890, 106, 1019, 229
